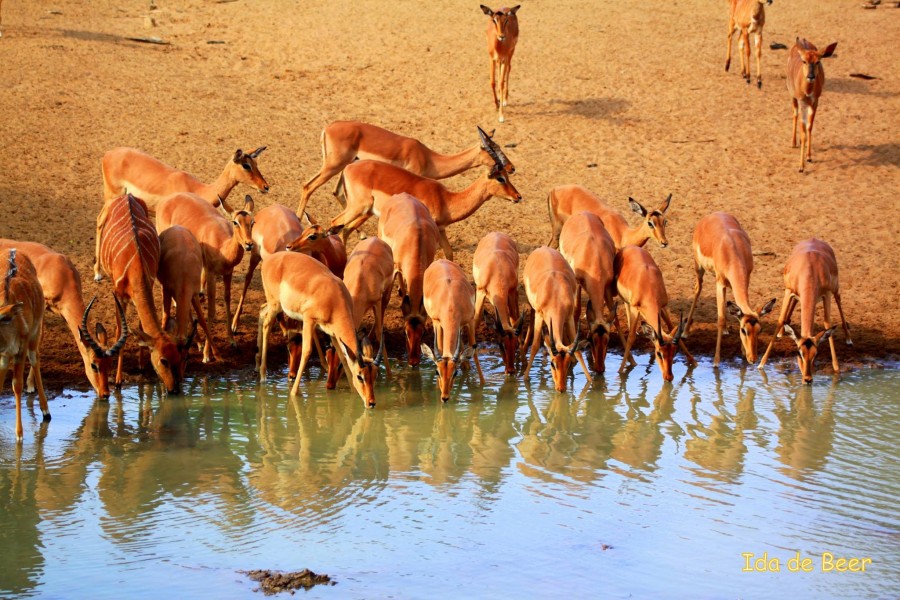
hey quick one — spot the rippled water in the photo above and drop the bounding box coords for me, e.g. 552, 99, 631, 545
1, 353, 898, 599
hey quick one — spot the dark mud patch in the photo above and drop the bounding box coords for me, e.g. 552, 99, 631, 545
242, 569, 335, 595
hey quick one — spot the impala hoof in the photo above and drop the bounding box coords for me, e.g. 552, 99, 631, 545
93, 273, 104, 282
498, 115, 505, 123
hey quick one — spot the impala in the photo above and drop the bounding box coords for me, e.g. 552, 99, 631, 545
77, 296, 129, 399
684, 212, 777, 367
324, 237, 396, 388
377, 193, 440, 367
759, 238, 851, 383
523, 247, 591, 392
157, 226, 207, 366
95, 146, 268, 280
787, 38, 838, 172
97, 194, 182, 393
614, 245, 696, 382
156, 193, 255, 356
547, 185, 672, 250
421, 259, 485, 401
558, 212, 619, 374
328, 157, 521, 260
472, 231, 525, 375
285, 220, 347, 279
480, 5, 521, 122
0, 249, 50, 441
725, 0, 773, 88
256, 251, 379, 407
0, 239, 125, 397
231, 203, 303, 334
297, 122, 514, 216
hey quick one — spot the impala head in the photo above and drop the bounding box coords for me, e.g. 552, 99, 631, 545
401, 294, 427, 367
275, 313, 303, 378
132, 329, 183, 395
232, 195, 255, 251
542, 323, 587, 392
286, 223, 327, 254
488, 165, 523, 204
480, 5, 520, 42
164, 318, 198, 385
231, 146, 270, 194
338, 334, 381, 408
492, 307, 526, 375
796, 39, 838, 83
421, 331, 473, 402
629, 193, 671, 248
783, 324, 835, 385
585, 300, 612, 373
642, 316, 687, 382
727, 298, 777, 364
477, 126, 515, 174
78, 295, 129, 399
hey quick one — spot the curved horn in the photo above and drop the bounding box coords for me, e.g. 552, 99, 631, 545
672, 312, 687, 344
183, 319, 198, 351
493, 306, 506, 335
105, 295, 129, 357
453, 327, 464, 362
374, 333, 385, 366
249, 146, 267, 158
477, 126, 502, 167
568, 323, 583, 356
79, 296, 106, 356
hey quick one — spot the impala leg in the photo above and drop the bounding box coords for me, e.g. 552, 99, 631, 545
26, 344, 49, 420
473, 290, 486, 331
192, 295, 219, 363
754, 30, 763, 88
834, 291, 852, 345
223, 271, 235, 348
469, 324, 485, 386
13, 359, 25, 441
725, 20, 735, 71
114, 297, 127, 388
714, 281, 726, 368
502, 59, 512, 107
313, 331, 327, 372
619, 308, 640, 371
759, 289, 793, 369
376, 297, 391, 377
232, 251, 261, 334
298, 165, 344, 217
437, 228, 454, 262
791, 98, 799, 148
204, 275, 217, 361
524, 313, 545, 380
823, 294, 839, 374
684, 265, 704, 337
489, 58, 499, 109
806, 103, 817, 164
799, 105, 809, 172
290, 319, 316, 397
740, 29, 750, 82
574, 284, 583, 332
257, 304, 276, 380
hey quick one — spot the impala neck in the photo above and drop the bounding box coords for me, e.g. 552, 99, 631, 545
426, 145, 484, 179
728, 270, 754, 316
131, 276, 167, 340
220, 224, 246, 267
445, 173, 494, 224
617, 222, 649, 248
208, 164, 240, 205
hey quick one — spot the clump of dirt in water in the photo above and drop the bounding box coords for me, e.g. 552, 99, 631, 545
242, 569, 335, 594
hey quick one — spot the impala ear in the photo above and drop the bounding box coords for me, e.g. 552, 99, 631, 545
95, 322, 109, 346
460, 346, 476, 360
131, 328, 153, 348
324, 224, 343, 237
821, 42, 838, 59
421, 343, 436, 363
480, 5, 493, 16
510, 5, 521, 14
243, 195, 254, 213
659, 193, 672, 213
629, 197, 648, 217
576, 339, 592, 352
727, 300, 743, 319
640, 322, 659, 341
783, 324, 799, 342
233, 149, 244, 163
758, 297, 777, 318
815, 327, 836, 345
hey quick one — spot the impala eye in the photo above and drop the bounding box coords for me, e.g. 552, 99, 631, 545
656, 351, 663, 359
90, 364, 100, 372
357, 374, 364, 382
242, 163, 251, 171
496, 176, 506, 184
648, 221, 655, 229
741, 328, 748, 335
160, 358, 170, 368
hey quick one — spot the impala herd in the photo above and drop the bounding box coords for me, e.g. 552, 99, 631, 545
1, 4, 854, 441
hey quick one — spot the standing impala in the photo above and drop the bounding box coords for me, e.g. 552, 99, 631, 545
0, 239, 125, 397
156, 193, 255, 357
157, 226, 207, 366
377, 193, 440, 367
547, 185, 671, 250
472, 232, 524, 376
558, 213, 618, 374
297, 122, 514, 217
327, 155, 521, 260
0, 249, 50, 441
256, 251, 379, 407
725, 0, 773, 88
759, 239, 851, 383
421, 259, 485, 402
95, 146, 268, 280
480, 5, 520, 123
96, 194, 182, 393
614, 245, 696, 382
285, 221, 347, 279
787, 38, 838, 172
523, 247, 591, 392
684, 212, 777, 367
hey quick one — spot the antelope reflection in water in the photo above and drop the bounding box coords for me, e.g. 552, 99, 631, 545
773, 375, 837, 477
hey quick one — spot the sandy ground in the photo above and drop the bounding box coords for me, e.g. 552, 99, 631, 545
0, 0, 897, 394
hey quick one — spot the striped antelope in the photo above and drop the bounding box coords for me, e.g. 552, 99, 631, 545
97, 194, 183, 393
297, 121, 514, 217
0, 249, 49, 441
759, 238, 851, 383
684, 212, 777, 367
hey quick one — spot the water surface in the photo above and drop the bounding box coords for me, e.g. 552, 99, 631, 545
1, 354, 898, 598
